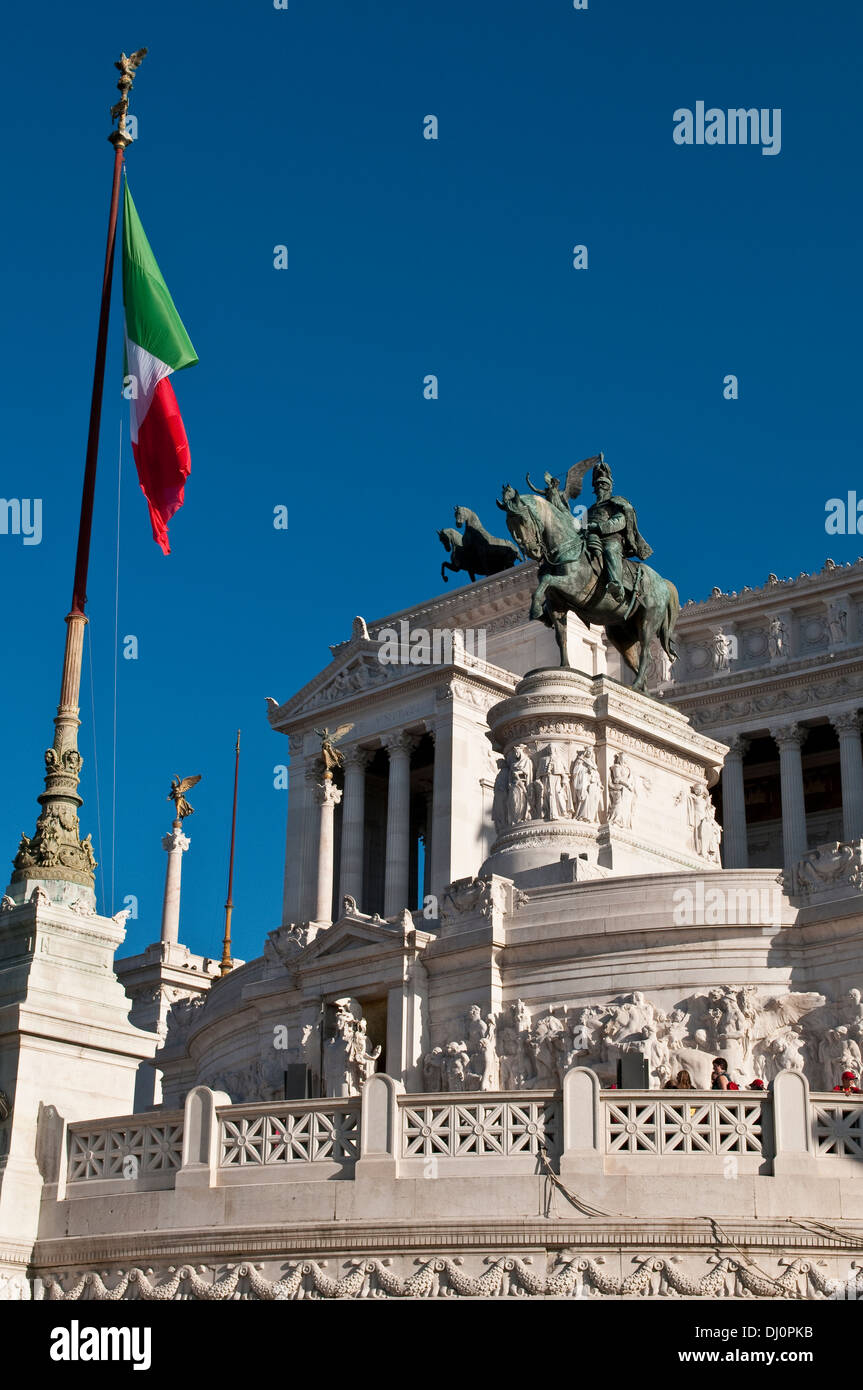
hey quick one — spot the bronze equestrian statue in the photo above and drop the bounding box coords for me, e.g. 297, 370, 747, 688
498, 455, 679, 691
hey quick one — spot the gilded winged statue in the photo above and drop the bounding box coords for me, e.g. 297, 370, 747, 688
168, 774, 202, 820
315, 725, 354, 778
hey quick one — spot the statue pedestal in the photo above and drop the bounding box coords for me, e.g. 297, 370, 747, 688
480, 668, 728, 881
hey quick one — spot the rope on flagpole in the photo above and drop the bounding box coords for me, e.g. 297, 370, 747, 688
86, 622, 106, 912
111, 417, 122, 912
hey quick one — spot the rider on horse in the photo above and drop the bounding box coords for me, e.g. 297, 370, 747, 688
585, 459, 653, 605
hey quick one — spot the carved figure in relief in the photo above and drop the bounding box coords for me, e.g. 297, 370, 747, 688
497, 1001, 534, 1089
570, 747, 602, 823
351, 1016, 382, 1086
656, 1008, 700, 1086
652, 642, 673, 685
422, 1047, 445, 1092
466, 1005, 498, 1090
767, 615, 788, 661
606, 753, 637, 829
567, 1005, 603, 1066
441, 1042, 474, 1091
322, 997, 378, 1097
439, 876, 505, 924
846, 988, 863, 1047
39, 816, 61, 866
506, 744, 534, 825
816, 1029, 861, 1092
530, 1009, 569, 1087
13, 835, 36, 870
603, 992, 659, 1063
827, 602, 847, 646
711, 627, 734, 673
491, 759, 509, 834
755, 1030, 806, 1082
535, 744, 571, 820
684, 784, 722, 863
796, 840, 863, 894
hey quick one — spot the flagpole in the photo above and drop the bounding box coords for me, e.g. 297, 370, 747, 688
220, 731, 241, 976
8, 52, 146, 908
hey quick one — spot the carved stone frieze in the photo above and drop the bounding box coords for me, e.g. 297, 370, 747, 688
794, 839, 863, 896
422, 1004, 499, 1092
439, 876, 506, 924
40, 1252, 863, 1301
422, 985, 863, 1094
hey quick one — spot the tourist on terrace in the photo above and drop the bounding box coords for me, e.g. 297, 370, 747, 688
833, 1070, 862, 1094
711, 1058, 739, 1090
670, 1069, 693, 1089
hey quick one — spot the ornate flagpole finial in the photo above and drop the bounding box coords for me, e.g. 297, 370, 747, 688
109, 48, 147, 150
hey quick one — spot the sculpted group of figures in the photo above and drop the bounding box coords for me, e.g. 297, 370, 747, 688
423, 985, 863, 1092
492, 743, 607, 830
491, 742, 721, 859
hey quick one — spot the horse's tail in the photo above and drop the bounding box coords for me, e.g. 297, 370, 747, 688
660, 580, 680, 660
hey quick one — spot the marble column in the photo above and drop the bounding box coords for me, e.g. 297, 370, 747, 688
314, 779, 342, 925
831, 711, 863, 841
770, 723, 809, 870
300, 763, 320, 922
339, 748, 369, 908
720, 736, 749, 868
160, 820, 190, 946
422, 787, 433, 904
383, 733, 414, 916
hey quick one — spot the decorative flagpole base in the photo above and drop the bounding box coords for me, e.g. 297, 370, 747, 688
6, 612, 97, 908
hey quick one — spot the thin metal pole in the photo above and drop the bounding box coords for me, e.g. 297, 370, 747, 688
220, 731, 241, 975
71, 141, 125, 615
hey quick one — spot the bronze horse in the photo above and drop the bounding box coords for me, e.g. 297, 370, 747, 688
497, 484, 679, 691
438, 505, 520, 584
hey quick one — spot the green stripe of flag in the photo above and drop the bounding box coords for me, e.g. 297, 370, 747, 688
122, 181, 198, 372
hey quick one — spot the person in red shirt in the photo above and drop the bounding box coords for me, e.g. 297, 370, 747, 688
833, 1070, 862, 1094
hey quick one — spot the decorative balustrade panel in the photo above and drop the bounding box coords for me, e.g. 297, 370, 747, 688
67, 1118, 184, 1181
401, 1095, 560, 1159
812, 1100, 863, 1157
604, 1094, 764, 1156
219, 1104, 359, 1167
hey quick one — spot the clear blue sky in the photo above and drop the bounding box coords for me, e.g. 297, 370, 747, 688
1, 0, 860, 964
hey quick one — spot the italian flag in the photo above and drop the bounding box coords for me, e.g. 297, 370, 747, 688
122, 181, 198, 554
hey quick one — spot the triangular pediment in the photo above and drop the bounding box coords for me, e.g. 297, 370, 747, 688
269, 643, 412, 724
299, 913, 409, 963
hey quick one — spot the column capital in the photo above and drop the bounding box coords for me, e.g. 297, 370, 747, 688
770, 723, 808, 751
314, 779, 343, 808
162, 824, 190, 854
831, 710, 862, 737
383, 730, 417, 758
725, 734, 750, 759
342, 745, 372, 771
